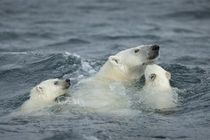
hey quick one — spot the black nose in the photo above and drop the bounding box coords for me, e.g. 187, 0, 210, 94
151, 45, 159, 51
65, 79, 70, 84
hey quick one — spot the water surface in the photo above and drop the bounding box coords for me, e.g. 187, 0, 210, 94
0, 0, 210, 139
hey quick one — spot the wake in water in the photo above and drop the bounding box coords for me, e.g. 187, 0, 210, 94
64, 78, 132, 115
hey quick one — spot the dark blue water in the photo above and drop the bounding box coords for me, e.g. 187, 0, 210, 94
0, 0, 210, 139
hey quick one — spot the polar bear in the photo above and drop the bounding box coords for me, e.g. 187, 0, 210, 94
96, 44, 160, 82
67, 45, 160, 114
140, 64, 178, 109
20, 78, 71, 114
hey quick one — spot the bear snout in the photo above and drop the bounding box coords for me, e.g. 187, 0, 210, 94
65, 79, 71, 89
151, 45, 159, 51
65, 79, 70, 84
148, 45, 159, 60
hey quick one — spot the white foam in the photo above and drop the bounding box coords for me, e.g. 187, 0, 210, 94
81, 61, 96, 74
64, 51, 81, 58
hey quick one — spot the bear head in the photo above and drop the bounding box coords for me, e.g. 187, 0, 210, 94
99, 45, 160, 82
144, 64, 171, 90
30, 78, 71, 102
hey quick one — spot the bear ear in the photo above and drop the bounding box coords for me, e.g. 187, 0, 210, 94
149, 73, 156, 81
166, 71, 171, 80
109, 55, 120, 66
36, 86, 44, 94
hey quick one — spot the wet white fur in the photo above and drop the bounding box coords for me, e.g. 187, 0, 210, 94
97, 45, 158, 82
67, 45, 158, 114
20, 79, 70, 114
141, 64, 178, 109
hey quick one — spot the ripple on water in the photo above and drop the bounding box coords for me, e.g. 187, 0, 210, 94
158, 63, 210, 115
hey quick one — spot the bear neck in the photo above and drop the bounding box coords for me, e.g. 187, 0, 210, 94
128, 65, 146, 80
97, 61, 132, 82
145, 78, 171, 92
20, 98, 54, 114
30, 93, 56, 104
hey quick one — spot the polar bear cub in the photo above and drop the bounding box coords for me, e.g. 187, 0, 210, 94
141, 64, 178, 109
20, 78, 71, 114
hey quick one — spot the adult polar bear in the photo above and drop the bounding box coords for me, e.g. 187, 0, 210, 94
68, 45, 160, 114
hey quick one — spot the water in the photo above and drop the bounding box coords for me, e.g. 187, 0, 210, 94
0, 0, 210, 139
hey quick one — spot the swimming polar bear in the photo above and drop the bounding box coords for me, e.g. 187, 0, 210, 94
67, 45, 160, 114
20, 78, 71, 114
96, 44, 160, 82
140, 64, 178, 109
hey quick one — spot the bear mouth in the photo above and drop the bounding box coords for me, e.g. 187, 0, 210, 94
143, 52, 159, 66
64, 82, 71, 89
63, 79, 71, 89
143, 61, 153, 65
148, 51, 159, 60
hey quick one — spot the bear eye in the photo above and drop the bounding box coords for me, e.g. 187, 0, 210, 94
150, 74, 156, 81
134, 49, 140, 53
54, 81, 58, 85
